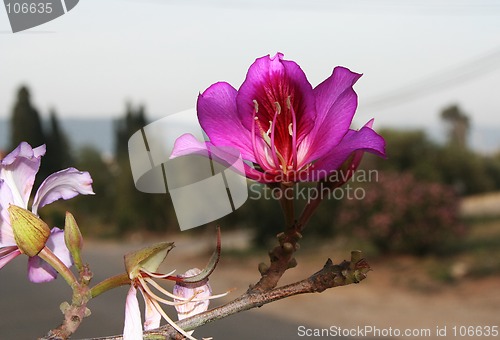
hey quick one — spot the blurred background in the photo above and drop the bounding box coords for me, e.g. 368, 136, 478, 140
1, 0, 500, 339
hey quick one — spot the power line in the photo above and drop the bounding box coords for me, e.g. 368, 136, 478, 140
363, 45, 500, 109
132, 0, 500, 15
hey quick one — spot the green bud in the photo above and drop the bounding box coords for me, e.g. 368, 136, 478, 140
64, 212, 84, 270
124, 242, 175, 279
8, 205, 50, 257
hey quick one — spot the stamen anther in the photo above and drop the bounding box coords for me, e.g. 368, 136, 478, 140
275, 101, 281, 115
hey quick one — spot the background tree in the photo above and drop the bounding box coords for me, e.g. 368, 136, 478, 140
65, 146, 116, 236
112, 103, 174, 233
115, 102, 147, 159
441, 104, 470, 149
336, 171, 465, 255
10, 85, 50, 186
366, 125, 497, 195
45, 108, 73, 173
10, 85, 46, 150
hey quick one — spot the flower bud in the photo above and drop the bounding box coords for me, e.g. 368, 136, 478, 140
64, 212, 83, 270
8, 205, 50, 257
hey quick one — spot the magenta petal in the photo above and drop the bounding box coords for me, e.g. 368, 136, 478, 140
198, 82, 256, 162
236, 53, 316, 143
0, 142, 45, 208
32, 168, 94, 215
27, 228, 73, 283
301, 87, 359, 164
171, 134, 240, 170
237, 53, 284, 131
280, 57, 317, 143
314, 66, 362, 126
310, 124, 386, 180
0, 246, 21, 270
170, 133, 210, 159
124, 285, 143, 340
170, 134, 266, 182
300, 67, 363, 165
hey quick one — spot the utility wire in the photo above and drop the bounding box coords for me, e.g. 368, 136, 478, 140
363, 45, 500, 110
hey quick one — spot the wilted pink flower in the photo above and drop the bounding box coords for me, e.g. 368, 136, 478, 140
0, 142, 94, 282
124, 268, 216, 340
173, 268, 212, 321
171, 53, 385, 183
123, 238, 226, 340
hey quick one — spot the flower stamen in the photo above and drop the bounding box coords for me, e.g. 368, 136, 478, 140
141, 268, 176, 279
141, 277, 189, 305
287, 96, 298, 172
149, 296, 197, 340
269, 102, 282, 170
251, 100, 270, 169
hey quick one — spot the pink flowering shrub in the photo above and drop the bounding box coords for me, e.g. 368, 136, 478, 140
337, 172, 465, 255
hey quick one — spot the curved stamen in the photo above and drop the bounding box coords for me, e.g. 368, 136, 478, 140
146, 294, 197, 340
270, 102, 282, 171
287, 96, 298, 172
141, 268, 177, 279
144, 277, 230, 305
251, 100, 270, 170
143, 277, 209, 305
263, 146, 275, 168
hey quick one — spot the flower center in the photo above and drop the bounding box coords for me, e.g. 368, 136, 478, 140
251, 96, 298, 176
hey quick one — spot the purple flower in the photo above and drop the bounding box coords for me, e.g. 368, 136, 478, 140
171, 53, 385, 183
0, 142, 94, 282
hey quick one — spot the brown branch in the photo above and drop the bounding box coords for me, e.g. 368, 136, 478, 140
88, 251, 371, 340
40, 265, 93, 340
251, 227, 303, 293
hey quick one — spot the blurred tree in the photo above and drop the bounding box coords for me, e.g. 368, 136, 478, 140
113, 103, 174, 234
10, 86, 45, 150
438, 105, 495, 194
230, 182, 343, 248
434, 146, 493, 194
115, 102, 147, 159
365, 128, 441, 182
58, 146, 117, 236
336, 171, 465, 255
74, 146, 114, 216
245, 183, 287, 247
441, 104, 469, 149
366, 127, 498, 195
485, 152, 500, 190
45, 109, 73, 173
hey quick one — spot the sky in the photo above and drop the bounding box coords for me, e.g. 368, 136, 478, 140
1, 0, 500, 132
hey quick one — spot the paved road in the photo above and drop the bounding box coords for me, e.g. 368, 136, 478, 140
0, 242, 370, 340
